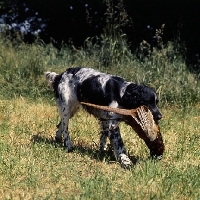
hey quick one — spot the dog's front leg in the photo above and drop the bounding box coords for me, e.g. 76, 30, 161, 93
99, 130, 108, 151
108, 127, 133, 168
55, 121, 63, 143
100, 120, 133, 168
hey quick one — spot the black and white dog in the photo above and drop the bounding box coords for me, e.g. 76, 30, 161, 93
45, 67, 163, 168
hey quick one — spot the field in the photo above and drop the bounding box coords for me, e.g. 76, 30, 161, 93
0, 36, 200, 199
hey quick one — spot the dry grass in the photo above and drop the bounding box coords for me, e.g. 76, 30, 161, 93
0, 98, 199, 199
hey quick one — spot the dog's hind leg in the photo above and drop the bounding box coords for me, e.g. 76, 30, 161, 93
55, 75, 81, 151
55, 105, 73, 151
100, 120, 133, 168
55, 98, 66, 144
60, 104, 73, 151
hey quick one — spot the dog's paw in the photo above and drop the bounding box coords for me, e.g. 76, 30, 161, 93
64, 146, 74, 152
64, 139, 73, 152
55, 136, 63, 143
150, 152, 163, 160
118, 154, 133, 169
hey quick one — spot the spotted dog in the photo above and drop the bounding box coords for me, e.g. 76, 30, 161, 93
45, 67, 164, 168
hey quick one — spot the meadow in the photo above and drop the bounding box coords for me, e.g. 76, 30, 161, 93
0, 33, 200, 199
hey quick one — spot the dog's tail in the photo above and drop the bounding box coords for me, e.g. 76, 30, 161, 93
44, 71, 59, 87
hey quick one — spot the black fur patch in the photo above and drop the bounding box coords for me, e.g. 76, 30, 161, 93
77, 75, 125, 106
121, 83, 145, 108
77, 75, 106, 105
52, 73, 64, 98
66, 67, 82, 76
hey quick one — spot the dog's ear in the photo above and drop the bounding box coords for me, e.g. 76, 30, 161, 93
121, 84, 144, 108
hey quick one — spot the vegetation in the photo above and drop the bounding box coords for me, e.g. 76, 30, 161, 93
0, 96, 199, 199
0, 25, 199, 106
0, 2, 200, 198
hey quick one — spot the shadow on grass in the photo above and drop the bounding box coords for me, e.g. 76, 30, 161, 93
31, 132, 139, 166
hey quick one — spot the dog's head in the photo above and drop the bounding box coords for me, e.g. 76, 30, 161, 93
121, 84, 162, 122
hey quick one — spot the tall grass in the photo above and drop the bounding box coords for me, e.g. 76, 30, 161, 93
0, 30, 199, 107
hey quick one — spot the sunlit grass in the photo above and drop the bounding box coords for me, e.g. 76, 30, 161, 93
0, 98, 199, 199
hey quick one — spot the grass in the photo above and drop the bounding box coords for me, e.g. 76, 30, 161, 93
0, 36, 200, 107
0, 10, 200, 198
0, 98, 200, 199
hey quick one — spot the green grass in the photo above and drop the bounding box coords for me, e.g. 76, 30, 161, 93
0, 99, 199, 199
0, 34, 199, 106
0, 32, 200, 199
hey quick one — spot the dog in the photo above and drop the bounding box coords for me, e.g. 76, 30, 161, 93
45, 67, 164, 168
